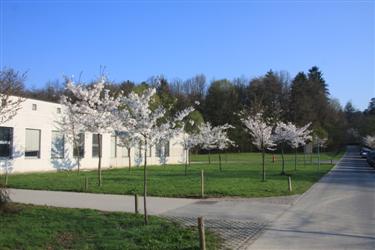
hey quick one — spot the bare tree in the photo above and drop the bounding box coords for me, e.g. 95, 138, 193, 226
0, 68, 26, 124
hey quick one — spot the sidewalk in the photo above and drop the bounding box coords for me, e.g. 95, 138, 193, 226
8, 188, 197, 214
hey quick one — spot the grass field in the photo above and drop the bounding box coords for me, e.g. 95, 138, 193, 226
5, 151, 344, 198
0, 204, 219, 249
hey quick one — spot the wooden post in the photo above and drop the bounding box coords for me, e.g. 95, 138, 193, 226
288, 176, 292, 192
198, 217, 206, 250
134, 194, 139, 214
201, 170, 204, 198
85, 176, 88, 191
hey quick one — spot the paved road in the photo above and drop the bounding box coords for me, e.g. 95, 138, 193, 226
249, 146, 375, 250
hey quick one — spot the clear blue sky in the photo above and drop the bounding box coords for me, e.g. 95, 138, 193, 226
1, 0, 374, 110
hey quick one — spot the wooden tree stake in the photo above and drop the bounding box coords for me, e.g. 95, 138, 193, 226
201, 170, 204, 198
198, 217, 206, 250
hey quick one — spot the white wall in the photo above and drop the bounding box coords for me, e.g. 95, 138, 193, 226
0, 97, 186, 173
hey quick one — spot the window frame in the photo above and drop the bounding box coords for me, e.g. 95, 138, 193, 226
73, 133, 85, 158
0, 126, 13, 159
110, 135, 117, 158
92, 134, 102, 158
51, 130, 65, 159
25, 128, 41, 159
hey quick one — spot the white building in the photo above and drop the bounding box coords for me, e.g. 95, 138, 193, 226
0, 97, 186, 173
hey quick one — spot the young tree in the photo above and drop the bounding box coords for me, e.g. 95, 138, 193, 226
0, 69, 25, 185
117, 87, 194, 225
59, 97, 85, 173
179, 131, 201, 175
198, 122, 217, 164
211, 124, 234, 171
287, 123, 312, 171
116, 132, 138, 171
241, 112, 275, 181
274, 122, 312, 174
314, 135, 327, 170
0, 68, 25, 124
273, 122, 293, 175
63, 77, 120, 186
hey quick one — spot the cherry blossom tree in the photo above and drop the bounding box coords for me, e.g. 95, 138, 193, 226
273, 122, 293, 175
274, 122, 312, 174
117, 87, 194, 225
210, 124, 234, 171
63, 77, 120, 186
314, 135, 327, 170
289, 123, 312, 171
178, 132, 201, 175
198, 122, 217, 164
363, 135, 375, 149
241, 112, 275, 181
116, 132, 139, 171
59, 96, 85, 173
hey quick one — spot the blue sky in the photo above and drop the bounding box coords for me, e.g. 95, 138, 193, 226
1, 0, 374, 110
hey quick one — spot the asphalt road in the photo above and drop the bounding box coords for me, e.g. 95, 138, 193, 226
249, 146, 375, 250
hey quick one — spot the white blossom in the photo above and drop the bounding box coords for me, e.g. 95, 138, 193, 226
241, 112, 275, 151
363, 135, 375, 149
273, 122, 312, 149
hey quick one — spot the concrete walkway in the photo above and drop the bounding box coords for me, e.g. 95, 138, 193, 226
8, 189, 197, 214
248, 146, 375, 250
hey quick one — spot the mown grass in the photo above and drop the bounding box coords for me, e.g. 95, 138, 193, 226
0, 204, 220, 249
6, 151, 344, 198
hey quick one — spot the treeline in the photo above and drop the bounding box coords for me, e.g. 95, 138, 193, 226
3, 66, 375, 151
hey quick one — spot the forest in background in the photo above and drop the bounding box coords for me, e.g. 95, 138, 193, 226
2, 66, 375, 152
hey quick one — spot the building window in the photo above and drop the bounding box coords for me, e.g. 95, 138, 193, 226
51, 131, 64, 159
110, 135, 117, 158
25, 129, 41, 158
92, 134, 102, 157
165, 141, 170, 157
155, 141, 169, 157
32, 104, 37, 111
0, 127, 13, 158
120, 146, 129, 158
136, 142, 143, 159
57, 108, 61, 114
155, 143, 161, 157
73, 133, 85, 158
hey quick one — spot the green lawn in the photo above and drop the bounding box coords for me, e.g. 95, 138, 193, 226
5, 151, 344, 198
0, 204, 220, 249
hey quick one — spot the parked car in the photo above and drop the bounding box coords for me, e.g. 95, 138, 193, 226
360, 147, 372, 158
366, 151, 375, 168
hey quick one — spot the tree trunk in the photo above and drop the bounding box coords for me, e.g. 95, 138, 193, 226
128, 148, 131, 171
262, 148, 266, 181
281, 144, 285, 175
97, 133, 102, 187
188, 149, 191, 166
74, 140, 80, 174
304, 145, 306, 166
185, 149, 188, 176
143, 140, 148, 225
317, 143, 320, 171
77, 156, 81, 174
294, 148, 297, 171
5, 171, 8, 186
219, 152, 222, 171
